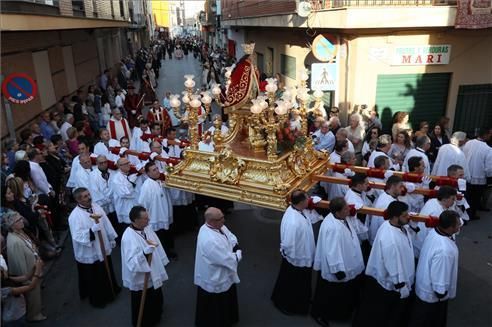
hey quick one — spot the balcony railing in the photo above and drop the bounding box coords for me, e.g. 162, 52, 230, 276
310, 0, 456, 10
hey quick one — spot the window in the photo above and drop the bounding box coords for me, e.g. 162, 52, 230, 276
256, 52, 264, 73
119, 0, 125, 18
280, 54, 296, 79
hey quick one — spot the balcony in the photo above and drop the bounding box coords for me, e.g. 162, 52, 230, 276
310, 0, 456, 10
1, 0, 60, 16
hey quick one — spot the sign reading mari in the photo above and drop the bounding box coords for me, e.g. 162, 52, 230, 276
391, 45, 451, 66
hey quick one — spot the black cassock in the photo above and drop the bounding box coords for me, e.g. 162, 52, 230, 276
408, 297, 448, 327
77, 255, 120, 308
131, 287, 163, 327
271, 258, 312, 315
311, 272, 363, 321
195, 284, 239, 327
352, 276, 410, 327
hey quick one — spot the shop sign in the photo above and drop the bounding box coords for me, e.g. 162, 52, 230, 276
311, 63, 337, 91
391, 45, 451, 66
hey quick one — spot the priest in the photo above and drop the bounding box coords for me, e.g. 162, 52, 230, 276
68, 187, 120, 308
107, 108, 131, 141
147, 100, 171, 134
271, 190, 323, 315
431, 131, 469, 180
312, 198, 364, 326
194, 207, 241, 327
124, 85, 144, 128
353, 201, 415, 327
138, 162, 176, 259
409, 210, 460, 327
121, 206, 169, 327
414, 186, 457, 258
110, 157, 139, 234
367, 175, 404, 245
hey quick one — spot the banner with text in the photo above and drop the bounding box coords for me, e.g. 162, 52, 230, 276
391, 45, 451, 66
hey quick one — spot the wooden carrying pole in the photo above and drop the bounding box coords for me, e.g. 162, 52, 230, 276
90, 214, 116, 298
137, 252, 153, 327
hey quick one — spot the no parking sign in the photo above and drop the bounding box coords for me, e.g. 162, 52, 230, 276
1, 73, 38, 104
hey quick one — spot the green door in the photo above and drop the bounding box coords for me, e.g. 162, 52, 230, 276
453, 84, 492, 137
375, 73, 451, 133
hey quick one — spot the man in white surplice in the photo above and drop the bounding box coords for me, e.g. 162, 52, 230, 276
89, 155, 117, 227
409, 210, 460, 327
93, 128, 120, 162
414, 186, 457, 258
68, 187, 120, 308
353, 201, 415, 327
138, 162, 176, 258
121, 206, 169, 327
110, 157, 139, 228
73, 153, 93, 189
367, 175, 404, 245
431, 131, 469, 180
312, 198, 364, 325
194, 207, 241, 327
271, 190, 323, 315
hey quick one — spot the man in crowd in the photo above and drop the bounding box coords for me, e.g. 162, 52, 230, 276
68, 187, 120, 308
409, 210, 460, 327
313, 121, 335, 152
403, 135, 432, 175
194, 207, 241, 326
354, 201, 415, 327
121, 206, 169, 327
138, 162, 176, 259
28, 148, 55, 197
271, 190, 323, 315
367, 134, 395, 168
432, 131, 469, 180
107, 108, 131, 141
73, 153, 93, 189
60, 113, 74, 141
312, 197, 364, 326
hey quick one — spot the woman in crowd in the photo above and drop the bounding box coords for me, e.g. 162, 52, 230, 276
428, 123, 450, 163
12, 161, 36, 200
388, 130, 412, 167
413, 121, 429, 141
391, 111, 412, 141
49, 112, 61, 135
362, 126, 381, 160
66, 127, 80, 157
5, 210, 47, 322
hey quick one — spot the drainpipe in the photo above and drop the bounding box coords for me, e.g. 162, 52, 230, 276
343, 37, 350, 126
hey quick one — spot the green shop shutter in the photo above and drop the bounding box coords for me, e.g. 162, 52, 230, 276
375, 73, 451, 133
453, 84, 492, 137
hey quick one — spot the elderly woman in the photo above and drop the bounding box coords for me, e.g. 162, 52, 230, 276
4, 210, 46, 322
345, 113, 366, 164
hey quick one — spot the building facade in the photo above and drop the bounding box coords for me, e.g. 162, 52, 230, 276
221, 0, 492, 135
0, 0, 154, 138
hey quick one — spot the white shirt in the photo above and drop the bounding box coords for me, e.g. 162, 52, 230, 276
138, 178, 173, 231
327, 171, 349, 200
110, 171, 138, 224
403, 148, 430, 175
93, 139, 120, 162
368, 192, 398, 245
431, 143, 470, 180
194, 224, 240, 293
89, 169, 114, 214
313, 213, 364, 282
462, 138, 491, 185
121, 226, 169, 291
60, 121, 72, 141
280, 206, 323, 267
29, 161, 52, 195
415, 229, 458, 303
365, 221, 415, 298
68, 204, 117, 264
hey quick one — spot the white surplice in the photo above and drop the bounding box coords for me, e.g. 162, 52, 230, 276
431, 143, 470, 180
367, 150, 391, 168
121, 226, 169, 291
194, 224, 240, 293
93, 139, 120, 162
280, 206, 323, 268
130, 127, 151, 152
68, 204, 117, 264
415, 228, 458, 303
89, 169, 114, 214
462, 138, 491, 185
110, 170, 138, 224
365, 221, 415, 298
414, 198, 447, 258
326, 171, 349, 200
344, 189, 370, 241
138, 178, 173, 231
73, 167, 92, 189
368, 192, 398, 245
162, 138, 182, 158
313, 213, 364, 282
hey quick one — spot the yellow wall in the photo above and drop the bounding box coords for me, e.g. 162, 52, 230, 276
152, 0, 170, 27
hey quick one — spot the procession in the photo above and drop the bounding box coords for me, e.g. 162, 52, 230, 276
1, 1, 492, 327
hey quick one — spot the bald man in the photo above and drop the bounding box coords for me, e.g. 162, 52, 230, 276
73, 153, 93, 189
194, 207, 241, 327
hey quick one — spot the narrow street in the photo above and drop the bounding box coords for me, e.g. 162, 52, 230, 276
35, 56, 492, 327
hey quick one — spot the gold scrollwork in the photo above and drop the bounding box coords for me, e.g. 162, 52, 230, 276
208, 148, 246, 185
